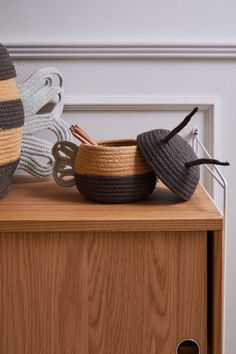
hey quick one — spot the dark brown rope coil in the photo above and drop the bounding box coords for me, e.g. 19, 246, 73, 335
162, 107, 198, 144
185, 158, 230, 168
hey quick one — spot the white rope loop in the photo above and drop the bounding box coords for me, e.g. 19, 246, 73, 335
17, 67, 72, 178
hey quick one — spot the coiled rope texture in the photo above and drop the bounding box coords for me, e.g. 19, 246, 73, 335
17, 67, 72, 178
75, 139, 152, 176
74, 139, 157, 203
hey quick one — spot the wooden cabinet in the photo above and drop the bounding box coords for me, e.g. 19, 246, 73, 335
0, 177, 223, 354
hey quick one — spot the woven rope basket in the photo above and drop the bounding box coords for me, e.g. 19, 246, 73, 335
0, 44, 24, 198
53, 139, 157, 203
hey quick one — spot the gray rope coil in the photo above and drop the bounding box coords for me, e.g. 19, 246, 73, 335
17, 67, 72, 178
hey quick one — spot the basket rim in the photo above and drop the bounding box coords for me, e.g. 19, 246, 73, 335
80, 139, 137, 150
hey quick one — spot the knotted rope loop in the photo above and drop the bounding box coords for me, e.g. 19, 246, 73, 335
52, 141, 78, 187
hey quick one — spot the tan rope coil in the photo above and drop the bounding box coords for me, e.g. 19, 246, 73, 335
74, 139, 152, 176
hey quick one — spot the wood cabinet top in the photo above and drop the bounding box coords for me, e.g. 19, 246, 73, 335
0, 176, 223, 232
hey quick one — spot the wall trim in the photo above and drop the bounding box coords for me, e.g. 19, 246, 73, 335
7, 44, 236, 59
64, 94, 221, 157
64, 95, 222, 202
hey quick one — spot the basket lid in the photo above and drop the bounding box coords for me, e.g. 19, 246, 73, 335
137, 107, 229, 200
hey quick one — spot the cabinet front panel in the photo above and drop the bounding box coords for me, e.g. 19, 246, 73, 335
0, 231, 207, 354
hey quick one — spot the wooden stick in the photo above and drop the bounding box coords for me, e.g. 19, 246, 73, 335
74, 124, 98, 145
70, 126, 90, 144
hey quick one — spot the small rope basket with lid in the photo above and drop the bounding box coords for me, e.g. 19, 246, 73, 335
52, 108, 229, 203
52, 139, 157, 203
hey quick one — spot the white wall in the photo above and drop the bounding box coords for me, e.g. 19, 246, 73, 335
2, 0, 236, 44
1, 0, 236, 353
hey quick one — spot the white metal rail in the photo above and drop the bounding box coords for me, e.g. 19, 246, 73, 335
192, 127, 227, 218
192, 127, 227, 354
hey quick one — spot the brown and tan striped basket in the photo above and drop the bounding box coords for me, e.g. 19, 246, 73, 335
52, 139, 157, 203
0, 44, 24, 198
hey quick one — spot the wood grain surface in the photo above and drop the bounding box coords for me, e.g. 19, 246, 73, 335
209, 230, 224, 354
0, 232, 88, 354
0, 231, 208, 354
0, 176, 223, 232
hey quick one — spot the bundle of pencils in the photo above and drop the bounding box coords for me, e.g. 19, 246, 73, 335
70, 125, 97, 145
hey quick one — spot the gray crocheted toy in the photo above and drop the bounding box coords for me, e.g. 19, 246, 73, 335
137, 107, 229, 200
17, 67, 72, 178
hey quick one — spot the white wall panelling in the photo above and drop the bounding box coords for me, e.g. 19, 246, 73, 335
63, 94, 221, 161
